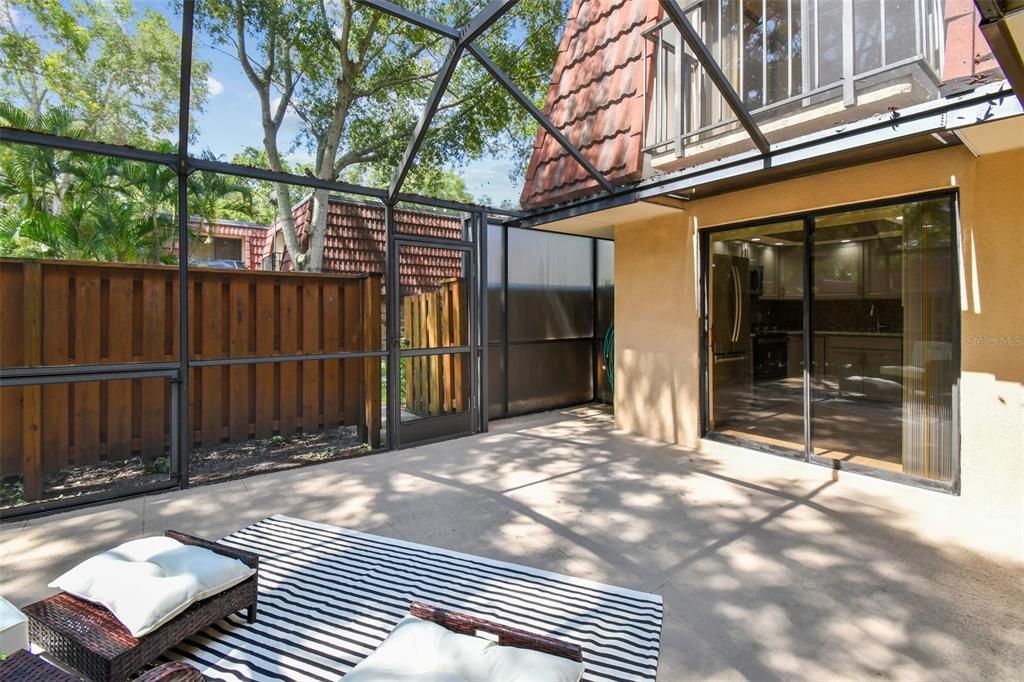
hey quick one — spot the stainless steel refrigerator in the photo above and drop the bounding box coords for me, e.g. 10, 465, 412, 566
710, 253, 751, 428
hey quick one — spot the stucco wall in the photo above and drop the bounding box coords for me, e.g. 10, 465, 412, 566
614, 145, 1023, 551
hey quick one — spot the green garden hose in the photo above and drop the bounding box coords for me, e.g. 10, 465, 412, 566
602, 323, 615, 389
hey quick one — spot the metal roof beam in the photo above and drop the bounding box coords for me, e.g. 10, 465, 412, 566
460, 0, 519, 47
353, 0, 460, 39
467, 44, 614, 193
659, 0, 771, 157
388, 42, 464, 203
0, 126, 178, 167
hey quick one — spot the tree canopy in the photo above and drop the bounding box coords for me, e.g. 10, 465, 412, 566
1, 0, 570, 269
194, 0, 566, 270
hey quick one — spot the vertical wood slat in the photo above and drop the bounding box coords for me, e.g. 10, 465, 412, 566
229, 277, 251, 441
451, 280, 465, 413
440, 285, 452, 414
254, 279, 276, 438
140, 271, 168, 458
21, 262, 43, 500
362, 276, 382, 447
73, 270, 101, 465
41, 268, 69, 471
200, 273, 225, 446
278, 280, 298, 437
1, 262, 383, 490
0, 263, 24, 482
402, 296, 413, 412
105, 271, 134, 461
301, 283, 320, 433
342, 282, 360, 426
418, 293, 428, 414
322, 284, 341, 429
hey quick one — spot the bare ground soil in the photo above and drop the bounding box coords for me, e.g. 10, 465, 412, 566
1, 426, 369, 510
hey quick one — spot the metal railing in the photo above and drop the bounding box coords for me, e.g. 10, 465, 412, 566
644, 0, 946, 157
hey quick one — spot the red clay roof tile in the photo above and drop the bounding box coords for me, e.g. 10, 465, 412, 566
520, 0, 660, 208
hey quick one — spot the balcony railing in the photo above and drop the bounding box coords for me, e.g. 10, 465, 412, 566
643, 0, 946, 161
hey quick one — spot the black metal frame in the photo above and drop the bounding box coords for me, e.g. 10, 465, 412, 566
390, 228, 484, 449
697, 189, 962, 494
0, 0, 996, 517
0, 0, 523, 519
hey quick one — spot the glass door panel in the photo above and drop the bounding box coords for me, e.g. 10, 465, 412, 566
706, 221, 805, 454
810, 198, 956, 481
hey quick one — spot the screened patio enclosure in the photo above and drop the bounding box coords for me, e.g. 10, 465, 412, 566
1, 0, 1018, 518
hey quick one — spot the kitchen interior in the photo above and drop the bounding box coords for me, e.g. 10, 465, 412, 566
707, 199, 955, 479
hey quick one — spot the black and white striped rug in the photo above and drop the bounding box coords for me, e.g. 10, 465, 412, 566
167, 514, 663, 681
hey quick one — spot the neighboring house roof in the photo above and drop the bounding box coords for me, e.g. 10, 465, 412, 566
176, 219, 268, 269
520, 0, 661, 209
192, 219, 267, 270
269, 196, 464, 293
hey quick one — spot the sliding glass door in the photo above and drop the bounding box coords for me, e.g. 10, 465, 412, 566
703, 194, 958, 488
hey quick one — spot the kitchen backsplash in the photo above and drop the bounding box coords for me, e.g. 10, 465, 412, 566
752, 298, 903, 333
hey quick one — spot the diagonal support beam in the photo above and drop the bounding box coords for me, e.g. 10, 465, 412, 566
468, 44, 614, 193
460, 0, 520, 47
389, 43, 464, 203
353, 0, 460, 39
659, 0, 771, 156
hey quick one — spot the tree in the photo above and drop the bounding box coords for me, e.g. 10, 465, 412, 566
0, 0, 209, 146
194, 0, 567, 270
0, 104, 255, 262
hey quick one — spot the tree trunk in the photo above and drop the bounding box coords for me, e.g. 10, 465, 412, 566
304, 80, 352, 273
261, 105, 304, 270
306, 188, 330, 272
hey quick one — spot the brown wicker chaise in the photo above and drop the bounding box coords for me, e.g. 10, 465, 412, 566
410, 601, 583, 662
23, 530, 258, 682
0, 650, 202, 682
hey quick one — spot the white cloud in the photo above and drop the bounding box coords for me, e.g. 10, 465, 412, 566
206, 75, 225, 97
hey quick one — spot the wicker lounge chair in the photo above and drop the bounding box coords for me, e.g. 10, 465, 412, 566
23, 531, 258, 682
0, 649, 202, 681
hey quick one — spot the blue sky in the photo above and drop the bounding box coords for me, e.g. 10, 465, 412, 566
192, 33, 526, 207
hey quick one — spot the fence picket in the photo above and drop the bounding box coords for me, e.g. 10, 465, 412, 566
0, 260, 381, 496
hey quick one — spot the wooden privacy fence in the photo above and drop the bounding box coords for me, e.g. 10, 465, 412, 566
402, 278, 468, 418
0, 258, 382, 500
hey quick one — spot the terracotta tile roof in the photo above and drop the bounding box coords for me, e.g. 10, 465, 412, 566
193, 219, 268, 269
267, 196, 464, 292
520, 0, 660, 208
177, 219, 267, 269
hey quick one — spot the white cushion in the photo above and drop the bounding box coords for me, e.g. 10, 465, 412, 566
344, 615, 585, 682
49, 536, 255, 638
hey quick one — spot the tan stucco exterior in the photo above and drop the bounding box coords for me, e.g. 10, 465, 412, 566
614, 144, 1024, 560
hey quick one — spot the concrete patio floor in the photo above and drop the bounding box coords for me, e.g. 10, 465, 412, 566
2, 405, 1023, 680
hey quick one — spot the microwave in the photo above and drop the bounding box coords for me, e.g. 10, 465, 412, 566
749, 265, 765, 297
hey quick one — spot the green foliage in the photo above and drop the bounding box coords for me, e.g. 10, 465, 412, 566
194, 0, 568, 268
0, 104, 261, 262
0, 0, 209, 146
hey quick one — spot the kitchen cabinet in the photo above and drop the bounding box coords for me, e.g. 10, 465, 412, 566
778, 246, 804, 299
865, 237, 902, 298
814, 242, 862, 298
